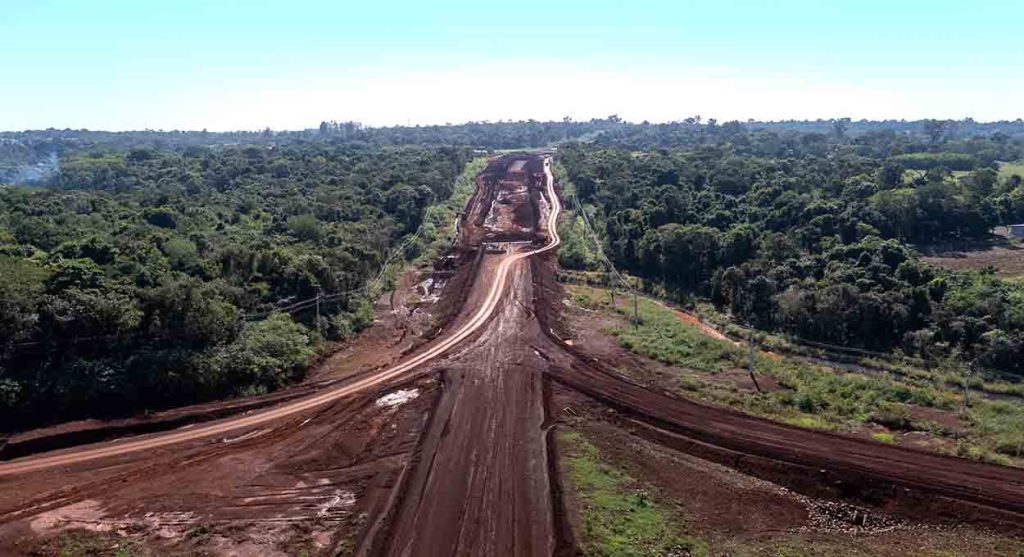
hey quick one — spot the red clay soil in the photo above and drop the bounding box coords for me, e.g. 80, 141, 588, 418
2, 154, 1024, 556
666, 302, 733, 342
359, 155, 572, 557
0, 373, 440, 554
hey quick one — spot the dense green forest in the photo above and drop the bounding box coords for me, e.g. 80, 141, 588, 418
5, 117, 1024, 183
556, 133, 1024, 375
0, 143, 470, 429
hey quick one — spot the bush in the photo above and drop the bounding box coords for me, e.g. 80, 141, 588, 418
348, 298, 375, 331
45, 258, 104, 291
287, 214, 322, 242
871, 431, 896, 444
0, 373, 20, 410
205, 313, 314, 393
327, 313, 354, 340
870, 402, 913, 430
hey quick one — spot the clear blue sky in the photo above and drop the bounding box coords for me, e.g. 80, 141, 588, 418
2, 0, 1022, 130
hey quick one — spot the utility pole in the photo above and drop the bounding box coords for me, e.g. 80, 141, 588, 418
609, 268, 617, 306
748, 329, 763, 393
963, 360, 976, 410
315, 286, 322, 335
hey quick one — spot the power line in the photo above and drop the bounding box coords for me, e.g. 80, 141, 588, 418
572, 193, 639, 323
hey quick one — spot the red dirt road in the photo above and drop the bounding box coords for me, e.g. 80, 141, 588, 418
361, 157, 568, 556
2, 154, 1024, 555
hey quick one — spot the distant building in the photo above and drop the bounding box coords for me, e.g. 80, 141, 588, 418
1010, 224, 1024, 238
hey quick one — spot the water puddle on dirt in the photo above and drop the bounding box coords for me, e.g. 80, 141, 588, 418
417, 277, 446, 304
537, 192, 551, 229
30, 500, 108, 533
30, 501, 200, 542
485, 185, 529, 232
315, 489, 356, 518
375, 388, 420, 408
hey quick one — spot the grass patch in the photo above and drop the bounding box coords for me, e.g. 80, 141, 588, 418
39, 530, 144, 557
418, 157, 487, 263
570, 285, 951, 428
755, 356, 954, 423
571, 285, 744, 373
871, 431, 896, 444
782, 414, 834, 431
560, 430, 707, 557
968, 400, 1024, 460
998, 161, 1024, 181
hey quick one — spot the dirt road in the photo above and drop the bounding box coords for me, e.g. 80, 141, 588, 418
367, 157, 572, 557
2, 154, 1024, 555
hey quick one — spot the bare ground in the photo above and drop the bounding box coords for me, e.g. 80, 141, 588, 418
921, 238, 1024, 278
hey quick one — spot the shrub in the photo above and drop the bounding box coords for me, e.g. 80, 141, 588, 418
871, 402, 913, 430
205, 313, 314, 393
871, 431, 896, 444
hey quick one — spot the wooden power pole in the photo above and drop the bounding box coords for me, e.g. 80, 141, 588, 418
315, 286, 322, 335
748, 330, 763, 393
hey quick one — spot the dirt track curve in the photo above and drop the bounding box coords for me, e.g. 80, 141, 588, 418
1, 153, 1024, 555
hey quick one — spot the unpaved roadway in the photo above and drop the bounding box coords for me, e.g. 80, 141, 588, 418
369, 157, 570, 557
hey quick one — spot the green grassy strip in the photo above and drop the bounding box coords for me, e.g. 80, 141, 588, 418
418, 157, 488, 261
560, 430, 707, 557
571, 286, 742, 373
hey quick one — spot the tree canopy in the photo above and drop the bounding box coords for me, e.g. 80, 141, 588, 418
557, 132, 1024, 374
0, 143, 470, 429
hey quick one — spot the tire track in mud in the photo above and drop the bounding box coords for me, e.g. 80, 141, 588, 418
0, 417, 299, 524
1, 382, 440, 552
369, 156, 566, 557
353, 370, 459, 557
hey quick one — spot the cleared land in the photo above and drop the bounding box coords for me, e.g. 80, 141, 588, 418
923, 243, 1024, 279
1000, 162, 1024, 181
921, 227, 1024, 279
